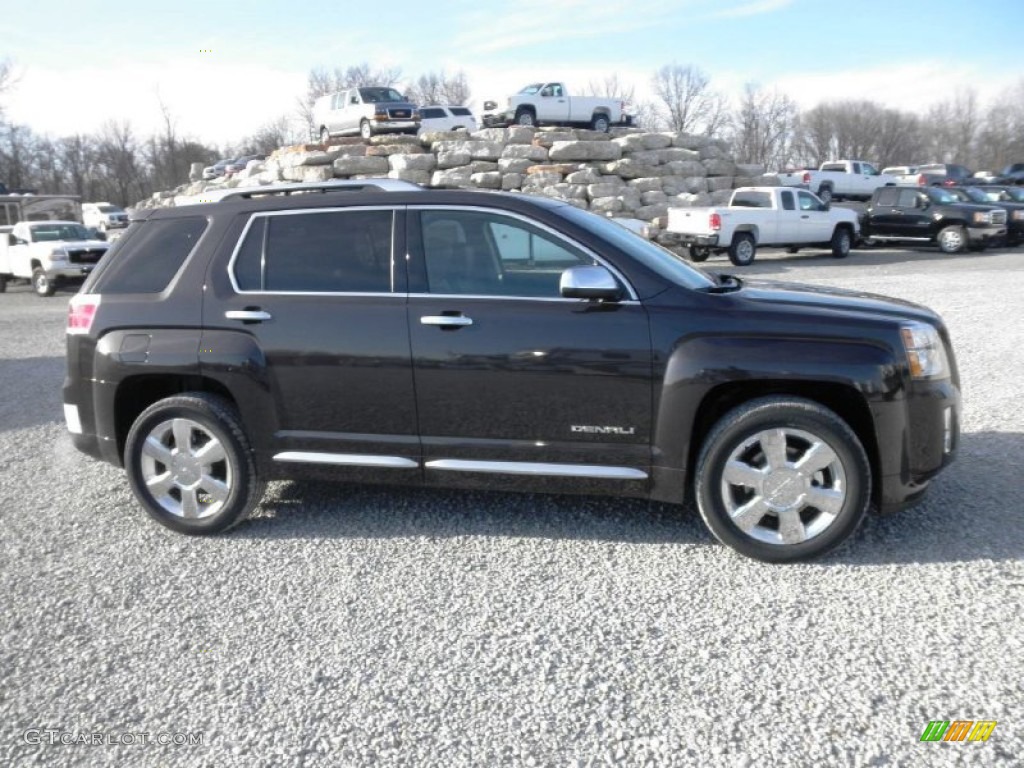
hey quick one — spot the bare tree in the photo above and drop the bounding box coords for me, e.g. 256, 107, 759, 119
405, 70, 471, 106
651, 64, 719, 134
95, 121, 142, 206
240, 116, 301, 155
729, 83, 798, 169
975, 79, 1024, 170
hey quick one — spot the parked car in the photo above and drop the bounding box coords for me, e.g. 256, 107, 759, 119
894, 163, 973, 187
82, 202, 129, 233
997, 163, 1024, 185
314, 87, 420, 142
223, 154, 265, 177
63, 179, 960, 562
860, 185, 1006, 253
666, 186, 859, 266
971, 170, 1001, 184
949, 186, 1024, 245
0, 220, 109, 296
881, 165, 917, 177
976, 184, 1024, 204
500, 82, 632, 132
418, 105, 478, 134
202, 158, 239, 181
768, 160, 896, 204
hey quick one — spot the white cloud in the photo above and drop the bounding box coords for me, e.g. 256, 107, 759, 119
5, 58, 306, 146
707, 0, 793, 19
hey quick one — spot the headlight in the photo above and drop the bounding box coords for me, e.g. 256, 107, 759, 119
901, 322, 949, 379
1012, 210, 1024, 221
50, 248, 66, 259
971, 211, 989, 224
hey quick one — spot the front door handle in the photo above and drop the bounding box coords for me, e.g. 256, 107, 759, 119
226, 309, 272, 322
421, 315, 473, 328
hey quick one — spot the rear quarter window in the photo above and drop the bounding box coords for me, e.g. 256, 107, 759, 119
449, 107, 472, 116
88, 216, 208, 294
731, 191, 772, 208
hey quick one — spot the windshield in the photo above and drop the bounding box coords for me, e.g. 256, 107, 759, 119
30, 223, 92, 241
557, 206, 715, 291
1003, 187, 1024, 202
518, 83, 543, 95
359, 87, 404, 103
97, 204, 122, 213
958, 187, 988, 203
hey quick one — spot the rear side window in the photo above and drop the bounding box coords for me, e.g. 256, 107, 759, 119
780, 191, 795, 210
449, 107, 472, 116
90, 216, 208, 293
421, 108, 445, 119
232, 209, 394, 293
731, 191, 771, 208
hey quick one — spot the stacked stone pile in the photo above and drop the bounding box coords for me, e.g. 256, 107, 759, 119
154, 127, 773, 241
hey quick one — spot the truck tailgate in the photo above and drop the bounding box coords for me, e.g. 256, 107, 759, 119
667, 208, 714, 235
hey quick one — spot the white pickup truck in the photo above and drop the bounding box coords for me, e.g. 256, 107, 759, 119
666, 186, 860, 266
769, 160, 896, 204
502, 82, 631, 132
0, 220, 110, 296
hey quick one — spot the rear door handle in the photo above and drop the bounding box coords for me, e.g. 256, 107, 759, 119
421, 315, 473, 328
800, 214, 809, 219
225, 309, 272, 322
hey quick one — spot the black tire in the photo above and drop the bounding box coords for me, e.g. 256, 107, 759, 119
0, 274, 7, 293
817, 186, 833, 205
937, 225, 966, 254
359, 120, 373, 140
591, 113, 610, 132
830, 226, 852, 258
695, 396, 871, 562
32, 267, 56, 297
727, 233, 756, 266
319, 126, 330, 143
124, 393, 266, 535
688, 245, 710, 262
515, 108, 536, 127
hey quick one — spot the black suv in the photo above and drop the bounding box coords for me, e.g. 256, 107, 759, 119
64, 180, 960, 562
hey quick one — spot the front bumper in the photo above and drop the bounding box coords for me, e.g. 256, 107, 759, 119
371, 120, 419, 133
875, 377, 960, 513
48, 264, 96, 280
966, 224, 1006, 244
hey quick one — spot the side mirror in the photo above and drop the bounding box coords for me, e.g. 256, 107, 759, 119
483, 100, 497, 111
560, 265, 622, 301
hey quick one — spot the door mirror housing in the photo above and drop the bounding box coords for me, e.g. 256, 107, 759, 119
560, 265, 622, 301
483, 100, 497, 111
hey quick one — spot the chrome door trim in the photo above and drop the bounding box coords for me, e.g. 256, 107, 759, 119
273, 452, 418, 468
424, 459, 647, 479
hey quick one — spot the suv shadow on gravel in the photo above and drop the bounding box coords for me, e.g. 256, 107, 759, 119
63, 180, 961, 562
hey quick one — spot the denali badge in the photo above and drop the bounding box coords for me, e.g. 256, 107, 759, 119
571, 425, 636, 435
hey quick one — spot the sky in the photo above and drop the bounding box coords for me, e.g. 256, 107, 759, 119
2, 0, 1022, 147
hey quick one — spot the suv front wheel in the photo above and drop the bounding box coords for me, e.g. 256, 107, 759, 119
125, 393, 266, 534
695, 397, 871, 562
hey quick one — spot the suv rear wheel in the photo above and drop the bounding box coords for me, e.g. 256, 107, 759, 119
125, 393, 266, 535
695, 397, 871, 562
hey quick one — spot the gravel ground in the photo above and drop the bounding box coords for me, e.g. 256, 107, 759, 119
1, 245, 1022, 767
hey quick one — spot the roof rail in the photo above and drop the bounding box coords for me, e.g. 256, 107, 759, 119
216, 178, 424, 201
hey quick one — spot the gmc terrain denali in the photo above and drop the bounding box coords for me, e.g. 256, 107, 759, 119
63, 181, 960, 562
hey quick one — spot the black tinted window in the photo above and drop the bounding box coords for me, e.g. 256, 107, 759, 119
421, 108, 445, 119
449, 107, 472, 116
897, 189, 920, 208
91, 216, 207, 293
262, 210, 392, 293
732, 191, 771, 208
780, 191, 795, 210
875, 188, 899, 207
233, 217, 265, 290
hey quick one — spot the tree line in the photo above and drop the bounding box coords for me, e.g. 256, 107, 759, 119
1, 56, 1022, 208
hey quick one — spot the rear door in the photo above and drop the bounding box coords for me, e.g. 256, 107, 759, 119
204, 205, 420, 477
406, 205, 653, 496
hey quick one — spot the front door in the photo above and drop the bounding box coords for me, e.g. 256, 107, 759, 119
406, 206, 653, 496
796, 190, 834, 242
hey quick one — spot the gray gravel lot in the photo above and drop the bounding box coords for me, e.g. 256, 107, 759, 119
1, 245, 1022, 767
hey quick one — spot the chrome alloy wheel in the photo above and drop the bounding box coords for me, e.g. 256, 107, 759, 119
719, 427, 846, 546
139, 418, 232, 519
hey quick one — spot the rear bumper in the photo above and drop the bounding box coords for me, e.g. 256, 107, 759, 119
676, 233, 720, 247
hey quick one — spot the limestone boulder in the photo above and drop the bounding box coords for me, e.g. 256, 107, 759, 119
498, 158, 534, 174
565, 168, 602, 184
735, 163, 766, 177
628, 177, 664, 193
431, 168, 474, 188
388, 169, 431, 184
506, 126, 535, 144
283, 165, 333, 183
590, 196, 623, 214
389, 154, 437, 172
501, 173, 524, 190
367, 144, 425, 157
706, 176, 734, 192
548, 141, 622, 162
368, 134, 419, 146
702, 158, 737, 177
587, 182, 624, 200
332, 156, 389, 176
501, 144, 549, 161
471, 172, 503, 189
437, 151, 472, 169
665, 160, 706, 177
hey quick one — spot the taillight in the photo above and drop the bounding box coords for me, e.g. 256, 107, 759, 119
67, 293, 100, 335
917, 174, 927, 186
943, 179, 955, 186
709, 212, 722, 231
802, 171, 811, 184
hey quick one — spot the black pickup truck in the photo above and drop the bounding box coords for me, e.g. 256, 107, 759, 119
861, 185, 1007, 253
63, 180, 960, 562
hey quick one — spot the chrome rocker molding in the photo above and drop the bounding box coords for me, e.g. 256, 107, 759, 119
424, 459, 648, 479
271, 452, 648, 479
273, 452, 418, 468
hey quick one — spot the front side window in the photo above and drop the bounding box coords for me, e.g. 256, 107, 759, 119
797, 191, 818, 211
233, 209, 393, 293
875, 188, 899, 207
897, 189, 922, 208
418, 210, 594, 298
